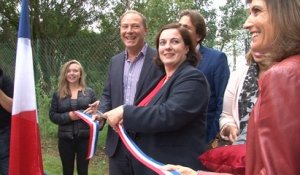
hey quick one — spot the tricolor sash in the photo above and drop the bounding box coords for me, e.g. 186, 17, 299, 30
74, 110, 99, 159
117, 124, 180, 175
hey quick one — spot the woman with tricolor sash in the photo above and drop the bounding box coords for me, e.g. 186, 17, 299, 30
95, 23, 210, 175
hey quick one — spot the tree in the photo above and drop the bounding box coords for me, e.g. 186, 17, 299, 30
0, 1, 19, 42
0, 0, 249, 90
195, 0, 218, 48
95, 0, 218, 47
0, 0, 108, 40
218, 0, 248, 70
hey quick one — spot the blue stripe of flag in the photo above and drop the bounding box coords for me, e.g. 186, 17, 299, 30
18, 0, 30, 38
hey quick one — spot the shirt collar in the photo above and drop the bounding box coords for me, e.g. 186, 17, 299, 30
125, 43, 148, 62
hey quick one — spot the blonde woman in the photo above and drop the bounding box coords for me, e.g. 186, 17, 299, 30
49, 60, 97, 175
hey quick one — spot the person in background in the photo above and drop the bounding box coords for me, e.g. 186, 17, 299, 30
93, 10, 164, 175
96, 23, 209, 174
162, 0, 300, 174
179, 10, 230, 143
0, 68, 13, 175
49, 60, 97, 175
219, 51, 273, 145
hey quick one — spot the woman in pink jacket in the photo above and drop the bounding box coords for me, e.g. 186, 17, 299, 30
219, 51, 273, 145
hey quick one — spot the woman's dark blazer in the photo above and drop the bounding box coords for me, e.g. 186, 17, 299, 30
123, 62, 210, 171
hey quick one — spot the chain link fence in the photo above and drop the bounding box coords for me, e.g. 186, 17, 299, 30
0, 33, 125, 97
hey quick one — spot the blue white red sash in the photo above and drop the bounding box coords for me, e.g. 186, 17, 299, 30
117, 124, 180, 175
74, 110, 99, 159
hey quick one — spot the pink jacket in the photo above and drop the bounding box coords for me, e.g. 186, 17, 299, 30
219, 65, 249, 139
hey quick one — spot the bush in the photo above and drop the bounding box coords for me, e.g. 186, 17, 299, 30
37, 79, 58, 138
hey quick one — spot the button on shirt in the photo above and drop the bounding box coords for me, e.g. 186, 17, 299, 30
123, 44, 148, 105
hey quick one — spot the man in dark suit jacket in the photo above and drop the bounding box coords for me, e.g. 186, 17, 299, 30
98, 10, 163, 175
179, 10, 230, 143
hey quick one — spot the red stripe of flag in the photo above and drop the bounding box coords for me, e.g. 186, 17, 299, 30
9, 111, 44, 174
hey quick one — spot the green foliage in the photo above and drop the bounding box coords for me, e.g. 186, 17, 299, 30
31, 34, 120, 96
36, 78, 57, 138
0, 0, 110, 41
0, 1, 19, 42
216, 0, 248, 70
196, 0, 218, 47
94, 0, 218, 48
142, 0, 184, 46
33, 0, 104, 39
0, 0, 248, 54
218, 0, 248, 51
0, 42, 16, 78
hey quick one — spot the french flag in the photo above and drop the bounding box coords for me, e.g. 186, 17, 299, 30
9, 0, 44, 174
